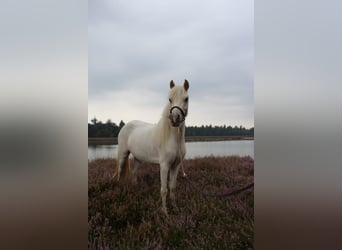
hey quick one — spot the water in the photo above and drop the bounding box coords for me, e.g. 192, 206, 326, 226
88, 140, 254, 161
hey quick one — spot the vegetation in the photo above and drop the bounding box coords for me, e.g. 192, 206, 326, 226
185, 125, 253, 137
88, 118, 254, 138
88, 119, 125, 138
88, 156, 254, 249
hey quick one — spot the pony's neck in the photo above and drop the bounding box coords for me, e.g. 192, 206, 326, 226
156, 104, 185, 146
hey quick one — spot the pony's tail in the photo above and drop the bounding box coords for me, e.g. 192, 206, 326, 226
121, 158, 131, 181
114, 157, 131, 182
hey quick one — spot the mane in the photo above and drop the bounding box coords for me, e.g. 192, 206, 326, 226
155, 104, 172, 146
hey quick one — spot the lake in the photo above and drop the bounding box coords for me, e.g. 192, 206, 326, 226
88, 140, 254, 161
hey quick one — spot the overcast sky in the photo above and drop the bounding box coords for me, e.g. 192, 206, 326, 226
89, 0, 253, 128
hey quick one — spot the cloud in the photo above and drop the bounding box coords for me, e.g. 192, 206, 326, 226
89, 0, 254, 127
89, 87, 166, 124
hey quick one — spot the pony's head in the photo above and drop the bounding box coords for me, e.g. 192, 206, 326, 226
168, 79, 189, 127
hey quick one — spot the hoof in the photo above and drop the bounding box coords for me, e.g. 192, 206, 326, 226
161, 207, 169, 217
131, 178, 138, 185
171, 204, 179, 213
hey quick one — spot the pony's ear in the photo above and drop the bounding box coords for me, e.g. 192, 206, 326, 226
170, 80, 175, 89
184, 79, 189, 91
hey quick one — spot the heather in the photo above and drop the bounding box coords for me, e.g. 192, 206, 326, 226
88, 156, 254, 249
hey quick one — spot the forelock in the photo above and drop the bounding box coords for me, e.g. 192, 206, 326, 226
169, 85, 186, 99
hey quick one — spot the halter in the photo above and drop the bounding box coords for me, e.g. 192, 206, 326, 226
169, 106, 187, 122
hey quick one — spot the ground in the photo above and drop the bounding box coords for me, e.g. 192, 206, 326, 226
88, 156, 254, 249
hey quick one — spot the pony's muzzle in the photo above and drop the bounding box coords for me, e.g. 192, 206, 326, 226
170, 106, 186, 127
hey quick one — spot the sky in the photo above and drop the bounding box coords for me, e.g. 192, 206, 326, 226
88, 0, 254, 128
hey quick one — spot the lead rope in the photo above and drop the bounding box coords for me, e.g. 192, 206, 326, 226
178, 127, 254, 197
178, 127, 187, 177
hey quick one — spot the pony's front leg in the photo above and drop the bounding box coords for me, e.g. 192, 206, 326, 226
169, 164, 180, 211
160, 163, 169, 216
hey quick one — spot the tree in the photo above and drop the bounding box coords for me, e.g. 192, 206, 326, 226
119, 120, 125, 128
88, 117, 254, 138
91, 117, 98, 125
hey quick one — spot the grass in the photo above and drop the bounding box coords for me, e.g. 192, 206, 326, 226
88, 156, 254, 249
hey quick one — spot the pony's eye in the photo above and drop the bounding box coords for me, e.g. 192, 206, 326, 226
184, 97, 188, 102
169, 98, 172, 103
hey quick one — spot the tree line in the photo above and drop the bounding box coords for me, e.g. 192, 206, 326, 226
88, 118, 254, 138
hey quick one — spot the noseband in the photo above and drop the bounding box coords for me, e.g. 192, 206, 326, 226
169, 106, 187, 122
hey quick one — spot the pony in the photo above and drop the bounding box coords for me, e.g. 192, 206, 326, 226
114, 80, 189, 215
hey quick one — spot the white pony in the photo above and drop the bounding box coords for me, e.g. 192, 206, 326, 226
115, 80, 189, 215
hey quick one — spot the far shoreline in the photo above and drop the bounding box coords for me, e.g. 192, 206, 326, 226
88, 136, 254, 145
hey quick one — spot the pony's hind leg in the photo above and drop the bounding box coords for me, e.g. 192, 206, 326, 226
131, 157, 142, 184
